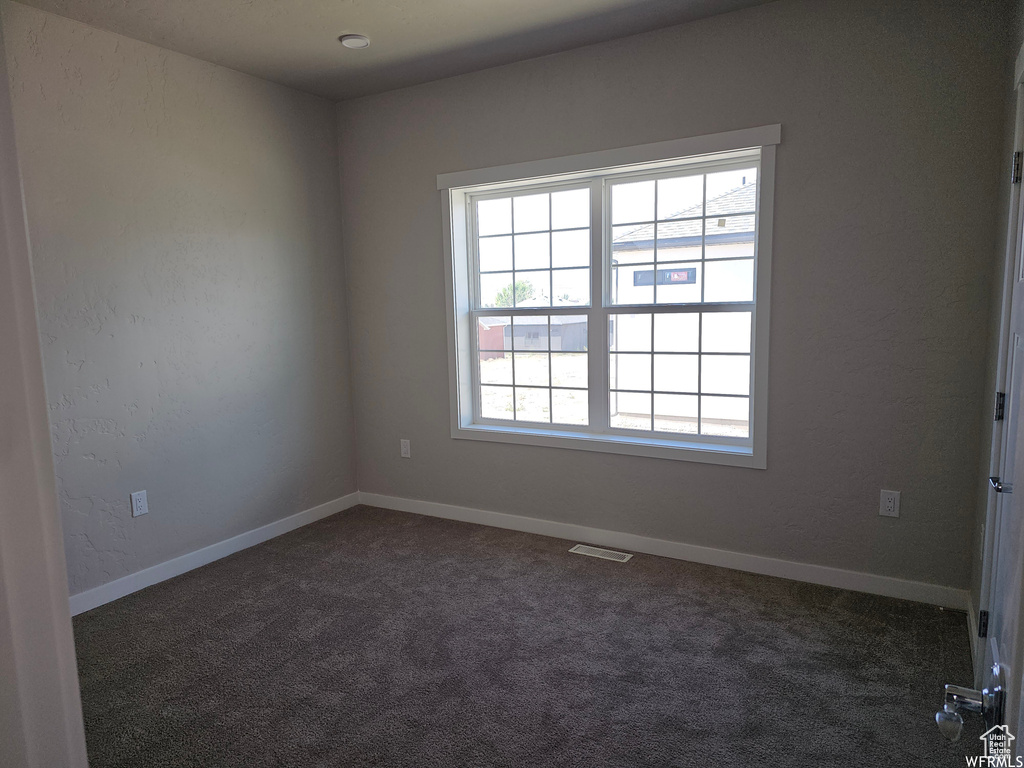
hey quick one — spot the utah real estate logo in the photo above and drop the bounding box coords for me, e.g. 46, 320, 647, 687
967, 725, 1018, 767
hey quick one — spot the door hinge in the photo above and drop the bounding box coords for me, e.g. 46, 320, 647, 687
979, 610, 989, 638
995, 391, 1006, 421
990, 476, 1013, 493
1013, 152, 1022, 184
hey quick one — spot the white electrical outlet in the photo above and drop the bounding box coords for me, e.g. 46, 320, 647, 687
400, 439, 411, 458
879, 489, 900, 518
130, 490, 149, 517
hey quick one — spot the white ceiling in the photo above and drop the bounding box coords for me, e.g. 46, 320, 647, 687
16, 0, 774, 101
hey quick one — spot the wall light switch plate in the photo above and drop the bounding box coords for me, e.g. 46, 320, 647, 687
131, 490, 149, 517
400, 439, 411, 458
879, 489, 900, 518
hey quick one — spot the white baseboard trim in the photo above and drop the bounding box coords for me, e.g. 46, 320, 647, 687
70, 489, 970, 615
68, 492, 361, 616
358, 492, 969, 610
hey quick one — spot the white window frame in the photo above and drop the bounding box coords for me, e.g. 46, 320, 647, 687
439, 125, 779, 468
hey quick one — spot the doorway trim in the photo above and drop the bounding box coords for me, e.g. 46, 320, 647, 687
975, 42, 1024, 688
0, 10, 88, 767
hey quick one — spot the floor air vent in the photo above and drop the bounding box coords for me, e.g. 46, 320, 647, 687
569, 544, 633, 563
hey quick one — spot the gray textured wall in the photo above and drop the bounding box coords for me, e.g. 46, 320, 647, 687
337, 0, 1010, 589
2, 2, 357, 596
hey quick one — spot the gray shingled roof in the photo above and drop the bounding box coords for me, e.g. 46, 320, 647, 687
613, 182, 756, 253
479, 315, 585, 326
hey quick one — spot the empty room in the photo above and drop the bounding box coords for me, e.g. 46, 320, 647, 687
4, 0, 1024, 766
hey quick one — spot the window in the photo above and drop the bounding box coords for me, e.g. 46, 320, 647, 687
440, 126, 778, 467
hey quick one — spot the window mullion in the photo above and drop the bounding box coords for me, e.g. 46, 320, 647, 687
468, 197, 482, 426
588, 178, 605, 432
605, 302, 754, 314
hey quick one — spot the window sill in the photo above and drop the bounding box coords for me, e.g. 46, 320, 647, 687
452, 422, 765, 468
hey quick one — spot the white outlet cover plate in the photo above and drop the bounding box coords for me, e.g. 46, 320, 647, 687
131, 490, 149, 517
400, 439, 411, 458
879, 489, 900, 518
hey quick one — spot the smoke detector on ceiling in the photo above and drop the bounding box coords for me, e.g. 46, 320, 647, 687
339, 34, 370, 49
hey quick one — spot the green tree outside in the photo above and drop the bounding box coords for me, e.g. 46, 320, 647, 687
494, 280, 535, 308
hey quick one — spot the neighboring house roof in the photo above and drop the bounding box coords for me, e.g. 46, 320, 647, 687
478, 315, 587, 327
613, 182, 756, 254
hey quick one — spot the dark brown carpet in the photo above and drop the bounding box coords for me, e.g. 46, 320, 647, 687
73, 504, 981, 767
